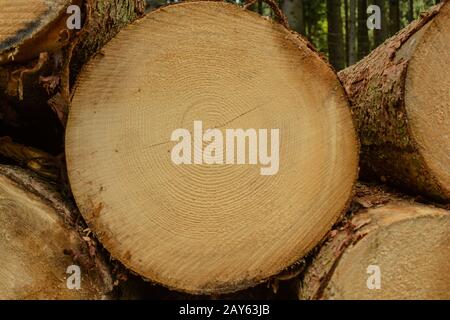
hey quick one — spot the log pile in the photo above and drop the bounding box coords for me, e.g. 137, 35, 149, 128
0, 0, 448, 300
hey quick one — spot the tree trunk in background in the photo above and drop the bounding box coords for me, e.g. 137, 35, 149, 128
0, 165, 113, 299
344, 0, 349, 66
339, 2, 450, 201
408, 0, 414, 22
299, 184, 450, 300
357, 0, 370, 59
348, 0, 357, 65
327, 0, 345, 70
282, 0, 305, 35
145, 0, 166, 11
374, 0, 388, 46
258, 0, 263, 15
389, 0, 400, 35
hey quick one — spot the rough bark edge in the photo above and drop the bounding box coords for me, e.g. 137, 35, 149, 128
298, 184, 392, 300
69, 0, 145, 85
338, 2, 448, 201
0, 165, 74, 224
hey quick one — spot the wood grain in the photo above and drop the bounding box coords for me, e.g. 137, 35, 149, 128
66, 1, 358, 294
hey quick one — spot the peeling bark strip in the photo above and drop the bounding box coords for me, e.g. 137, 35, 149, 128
0, 165, 113, 299
299, 184, 450, 300
338, 1, 450, 201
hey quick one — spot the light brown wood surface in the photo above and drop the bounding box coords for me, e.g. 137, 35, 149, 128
0, 0, 71, 64
0, 165, 113, 299
339, 2, 450, 201
66, 1, 358, 294
300, 188, 450, 300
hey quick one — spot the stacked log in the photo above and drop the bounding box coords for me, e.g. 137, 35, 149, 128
299, 185, 450, 300
339, 1, 450, 202
0, 0, 448, 300
0, 165, 113, 299
65, 1, 358, 294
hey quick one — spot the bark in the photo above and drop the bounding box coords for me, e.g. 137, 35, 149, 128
70, 0, 146, 81
0, 0, 145, 88
298, 184, 450, 300
0, 0, 73, 65
0, 0, 145, 152
338, 2, 450, 201
0, 165, 113, 299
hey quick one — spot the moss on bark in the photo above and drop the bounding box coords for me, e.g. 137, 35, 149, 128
338, 3, 448, 201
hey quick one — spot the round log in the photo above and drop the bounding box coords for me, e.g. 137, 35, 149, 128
339, 2, 450, 201
299, 186, 450, 300
66, 1, 358, 294
0, 165, 113, 299
0, 0, 72, 64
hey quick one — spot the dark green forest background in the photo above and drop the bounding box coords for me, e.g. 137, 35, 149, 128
145, 0, 440, 70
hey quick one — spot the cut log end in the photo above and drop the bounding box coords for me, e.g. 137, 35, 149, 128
0, 165, 113, 299
300, 194, 450, 300
0, 0, 72, 64
338, 1, 450, 201
405, 2, 450, 197
66, 1, 358, 294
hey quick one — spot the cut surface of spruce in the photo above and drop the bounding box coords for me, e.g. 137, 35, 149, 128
339, 2, 450, 201
300, 200, 450, 300
0, 165, 112, 299
66, 1, 358, 294
0, 0, 71, 64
